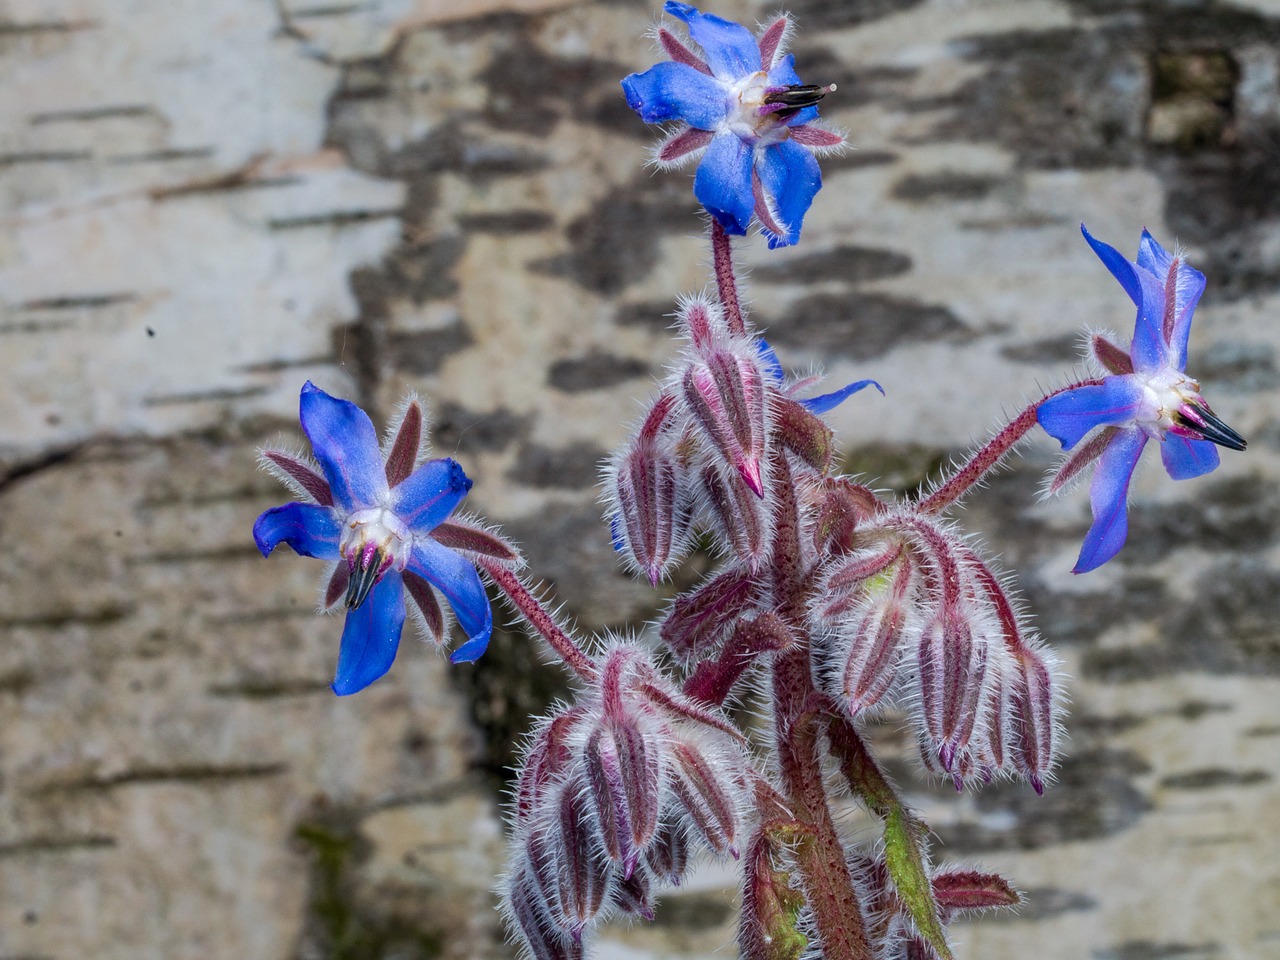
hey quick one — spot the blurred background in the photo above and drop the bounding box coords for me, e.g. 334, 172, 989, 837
2, 0, 1278, 957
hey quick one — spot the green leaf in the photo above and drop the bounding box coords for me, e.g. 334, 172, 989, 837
883, 807, 951, 960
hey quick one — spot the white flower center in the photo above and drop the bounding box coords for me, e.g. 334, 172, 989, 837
725, 71, 790, 145
1136, 368, 1201, 438
340, 506, 411, 572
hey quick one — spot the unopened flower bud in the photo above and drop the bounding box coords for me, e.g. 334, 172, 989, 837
506, 865, 584, 960
660, 567, 758, 661
608, 394, 693, 585
644, 819, 690, 886
701, 461, 771, 568
1011, 648, 1057, 795
613, 866, 656, 920
917, 607, 989, 786
547, 783, 611, 934
682, 345, 769, 497
671, 738, 743, 857
516, 707, 588, 821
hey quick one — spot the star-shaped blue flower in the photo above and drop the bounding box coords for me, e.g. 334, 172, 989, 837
253, 382, 494, 694
621, 2, 843, 248
1037, 226, 1245, 574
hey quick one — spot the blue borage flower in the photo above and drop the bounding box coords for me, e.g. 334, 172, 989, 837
1037, 226, 1245, 574
621, 2, 844, 248
253, 382, 496, 694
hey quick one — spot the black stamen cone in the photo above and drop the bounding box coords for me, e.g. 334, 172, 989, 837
346, 553, 385, 610
765, 83, 832, 110
1177, 407, 1246, 451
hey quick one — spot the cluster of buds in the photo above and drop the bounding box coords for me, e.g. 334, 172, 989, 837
606, 293, 779, 579
810, 508, 1060, 793
504, 643, 754, 959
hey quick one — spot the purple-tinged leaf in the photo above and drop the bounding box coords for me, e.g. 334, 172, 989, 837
1012, 649, 1056, 794
324, 562, 350, 609
738, 829, 807, 960
672, 739, 741, 856
931, 870, 1022, 912
757, 16, 789, 66
1046, 427, 1116, 497
402, 570, 445, 643
658, 26, 710, 75
584, 728, 635, 870
1090, 333, 1133, 375
659, 125, 714, 163
552, 785, 611, 934
384, 400, 422, 487
262, 449, 333, 506
613, 867, 655, 920
432, 519, 522, 567
790, 124, 845, 148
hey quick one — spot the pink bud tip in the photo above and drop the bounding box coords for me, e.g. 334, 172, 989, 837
1030, 775, 1044, 796
738, 458, 764, 498
939, 744, 955, 772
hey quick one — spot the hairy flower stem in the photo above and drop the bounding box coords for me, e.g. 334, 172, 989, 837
711, 221, 747, 337
765, 451, 873, 959
478, 559, 597, 682
773, 651, 874, 960
916, 379, 1105, 515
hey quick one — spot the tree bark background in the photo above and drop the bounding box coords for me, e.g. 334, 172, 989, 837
1, 1, 1278, 958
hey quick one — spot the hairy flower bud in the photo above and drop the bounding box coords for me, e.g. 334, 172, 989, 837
682, 343, 770, 497
700, 461, 772, 567
1011, 647, 1058, 795
516, 707, 588, 821
506, 865, 585, 960
608, 393, 694, 585
644, 820, 691, 886
660, 566, 758, 661
917, 606, 989, 786
671, 738, 743, 857
547, 783, 612, 934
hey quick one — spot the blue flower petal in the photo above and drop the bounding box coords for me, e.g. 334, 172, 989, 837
1160, 434, 1219, 480
299, 382, 388, 513
1037, 376, 1145, 450
610, 514, 626, 553
1081, 224, 1142, 307
757, 139, 821, 248
1075, 428, 1147, 574
408, 539, 493, 663
1130, 268, 1172, 374
253, 502, 341, 560
621, 61, 728, 129
694, 132, 755, 235
331, 571, 406, 695
756, 338, 785, 384
1136, 229, 1173, 277
1130, 229, 1206, 373
664, 2, 761, 80
767, 52, 802, 86
801, 378, 884, 415
393, 457, 472, 534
